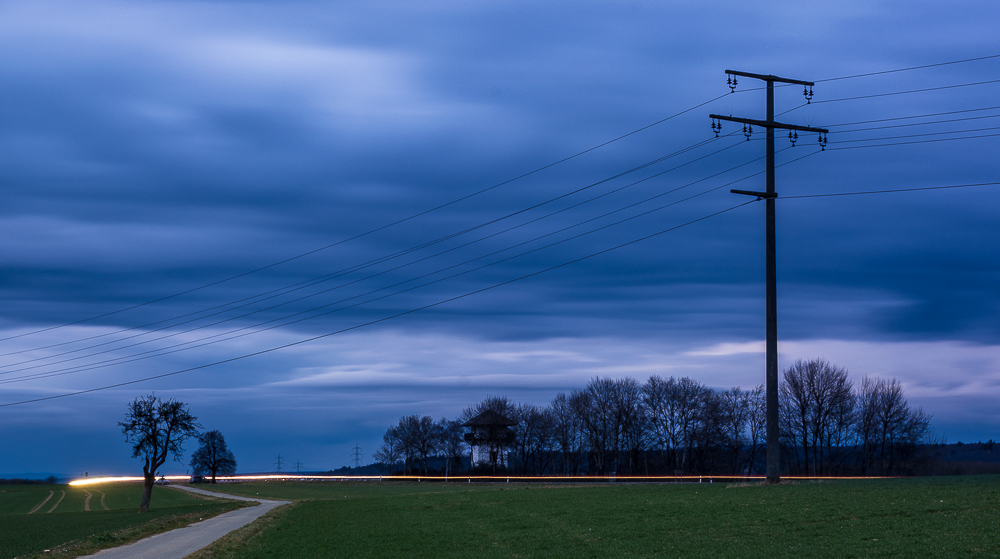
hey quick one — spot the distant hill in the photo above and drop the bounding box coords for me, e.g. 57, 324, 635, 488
933, 441, 999, 462
0, 473, 68, 483
924, 440, 1000, 475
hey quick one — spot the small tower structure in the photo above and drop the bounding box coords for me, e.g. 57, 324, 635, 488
462, 410, 516, 471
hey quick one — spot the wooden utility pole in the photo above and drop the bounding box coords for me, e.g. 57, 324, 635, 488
710, 70, 828, 484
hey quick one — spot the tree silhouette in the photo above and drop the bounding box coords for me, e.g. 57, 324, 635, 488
190, 430, 238, 483
119, 394, 200, 512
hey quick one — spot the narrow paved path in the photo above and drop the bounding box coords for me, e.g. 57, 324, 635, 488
79, 486, 288, 559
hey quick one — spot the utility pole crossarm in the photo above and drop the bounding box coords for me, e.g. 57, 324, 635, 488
725, 69, 814, 86
731, 189, 777, 199
710, 114, 828, 134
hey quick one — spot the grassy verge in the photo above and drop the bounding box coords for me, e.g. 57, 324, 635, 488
186, 502, 295, 559
198, 475, 1000, 558
0, 483, 249, 559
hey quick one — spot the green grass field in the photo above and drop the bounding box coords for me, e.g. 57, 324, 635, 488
0, 483, 245, 559
200, 475, 1000, 558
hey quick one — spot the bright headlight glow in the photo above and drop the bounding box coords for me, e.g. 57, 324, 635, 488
69, 475, 190, 486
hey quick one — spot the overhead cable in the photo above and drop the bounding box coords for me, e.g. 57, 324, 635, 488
825, 132, 1000, 150
0, 93, 733, 344
777, 80, 1000, 117
783, 181, 1000, 199
815, 54, 1000, 82
2, 143, 792, 382
0, 134, 743, 363
0, 200, 758, 407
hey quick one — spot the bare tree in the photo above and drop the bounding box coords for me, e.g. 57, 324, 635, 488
721, 387, 750, 474
781, 359, 853, 475
614, 377, 646, 475
550, 393, 583, 475
642, 375, 676, 469
189, 430, 237, 484
510, 403, 555, 475
532, 408, 557, 475
780, 362, 813, 474
744, 384, 766, 474
825, 383, 857, 475
411, 415, 438, 475
436, 418, 466, 476
571, 379, 617, 474
394, 415, 437, 474
673, 377, 710, 472
373, 425, 402, 471
856, 376, 931, 475
642, 375, 709, 472
119, 394, 200, 512
462, 395, 516, 423
690, 390, 727, 472
808, 361, 852, 475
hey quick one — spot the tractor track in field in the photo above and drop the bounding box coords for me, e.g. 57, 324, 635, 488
28, 490, 53, 514
47, 490, 66, 513
83, 490, 92, 511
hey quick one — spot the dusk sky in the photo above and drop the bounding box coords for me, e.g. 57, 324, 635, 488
1, 0, 998, 476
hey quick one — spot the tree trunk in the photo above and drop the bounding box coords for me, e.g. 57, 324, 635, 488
139, 473, 155, 512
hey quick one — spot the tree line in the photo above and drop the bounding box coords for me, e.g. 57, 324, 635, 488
374, 359, 933, 477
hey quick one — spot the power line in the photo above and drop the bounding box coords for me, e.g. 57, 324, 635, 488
738, 107, 1000, 142
0, 136, 746, 369
732, 53, 1000, 93
5, 57, 999, 392
6, 53, 998, 347
822, 105, 1000, 127
802, 111, 1000, 148
0, 199, 757, 406
37, 127, 976, 380
777, 80, 1000, 117
6, 55, 998, 350
829, 113, 1000, 133
814, 79, 1000, 104
0, 93, 732, 345
782, 181, 1000, 199
825, 125, 1000, 144
745, 124, 1000, 144
2, 148, 822, 387
825, 131, 1000, 150
0, 134, 729, 359
7, 173, 989, 397
8, 106, 998, 381
1, 144, 787, 384
815, 54, 1000, 82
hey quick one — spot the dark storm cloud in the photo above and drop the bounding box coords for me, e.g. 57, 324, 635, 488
1, 0, 999, 474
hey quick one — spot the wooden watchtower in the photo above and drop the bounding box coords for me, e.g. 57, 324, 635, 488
462, 410, 516, 471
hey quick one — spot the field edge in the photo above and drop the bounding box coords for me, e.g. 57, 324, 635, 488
12, 488, 252, 559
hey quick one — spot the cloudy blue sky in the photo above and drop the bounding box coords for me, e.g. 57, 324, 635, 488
1, 0, 998, 476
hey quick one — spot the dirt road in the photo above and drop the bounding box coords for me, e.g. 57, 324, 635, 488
79, 485, 288, 559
